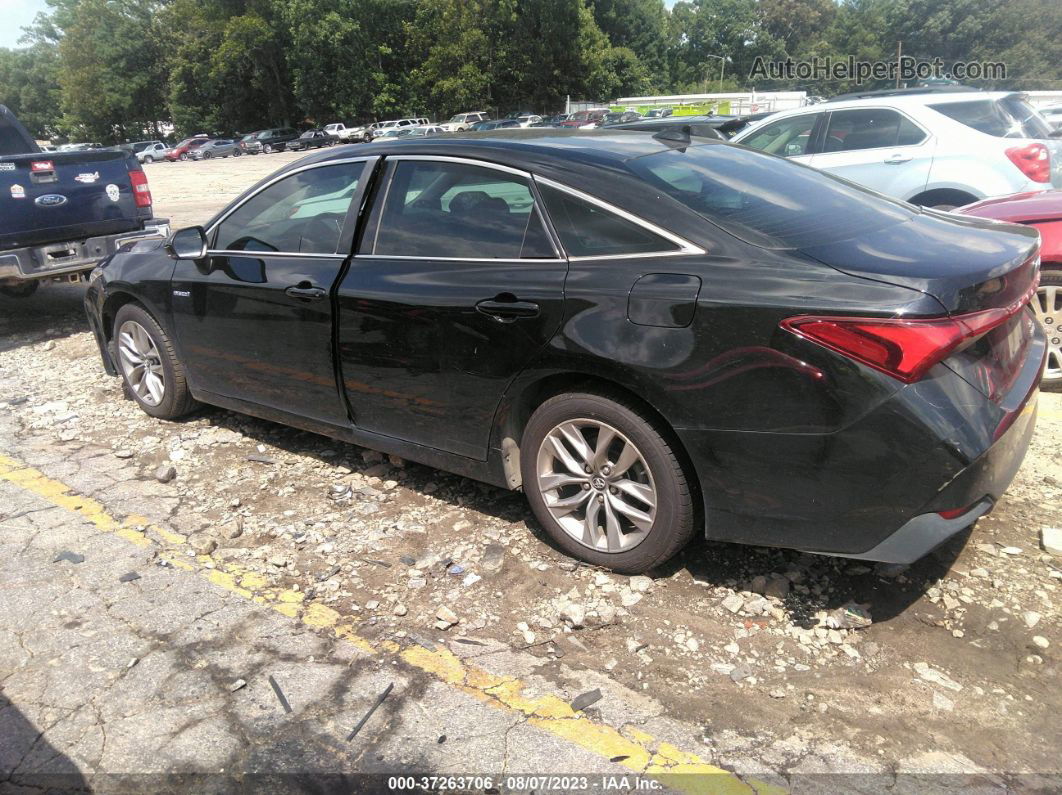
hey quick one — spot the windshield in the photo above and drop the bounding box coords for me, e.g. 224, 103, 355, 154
627, 144, 915, 249
448, 115, 464, 122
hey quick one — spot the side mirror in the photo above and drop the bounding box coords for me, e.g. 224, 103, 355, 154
165, 226, 208, 260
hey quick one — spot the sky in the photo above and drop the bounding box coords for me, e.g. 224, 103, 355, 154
0, 0, 49, 49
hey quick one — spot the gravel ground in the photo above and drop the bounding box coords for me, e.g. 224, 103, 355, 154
1, 151, 1060, 779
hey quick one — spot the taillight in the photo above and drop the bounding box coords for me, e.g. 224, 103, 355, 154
782, 277, 1038, 383
1005, 143, 1050, 183
129, 168, 152, 208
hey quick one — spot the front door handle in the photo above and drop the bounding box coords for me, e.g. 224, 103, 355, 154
475, 297, 540, 322
285, 284, 327, 301
884, 153, 913, 164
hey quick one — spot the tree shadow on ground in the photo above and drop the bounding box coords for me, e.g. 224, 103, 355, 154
0, 692, 90, 792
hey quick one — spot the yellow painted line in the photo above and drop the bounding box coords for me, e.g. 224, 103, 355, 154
0, 451, 781, 793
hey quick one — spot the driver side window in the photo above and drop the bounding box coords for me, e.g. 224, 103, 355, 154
214, 163, 363, 255
741, 113, 819, 157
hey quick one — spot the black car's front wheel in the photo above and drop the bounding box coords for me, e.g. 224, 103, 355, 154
521, 392, 695, 574
112, 304, 198, 420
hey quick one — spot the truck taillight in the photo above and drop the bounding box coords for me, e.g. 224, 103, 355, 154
1005, 143, 1051, 183
129, 168, 152, 208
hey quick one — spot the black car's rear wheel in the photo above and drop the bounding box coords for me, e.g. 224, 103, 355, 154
521, 392, 695, 574
112, 304, 198, 420
1035, 269, 1062, 390
263, 144, 274, 153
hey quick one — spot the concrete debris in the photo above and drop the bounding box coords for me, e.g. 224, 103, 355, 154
914, 662, 962, 692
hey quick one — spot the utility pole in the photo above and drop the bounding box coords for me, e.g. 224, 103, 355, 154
896, 41, 902, 88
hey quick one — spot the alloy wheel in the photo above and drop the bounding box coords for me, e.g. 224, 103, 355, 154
117, 320, 166, 406
536, 418, 656, 553
1034, 283, 1061, 383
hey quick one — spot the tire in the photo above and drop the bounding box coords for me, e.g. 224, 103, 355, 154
143, 155, 154, 164
179, 152, 188, 161
233, 148, 241, 157
111, 303, 198, 420
0, 281, 39, 299
203, 151, 212, 160
263, 144, 273, 154
1035, 269, 1062, 391
520, 392, 695, 574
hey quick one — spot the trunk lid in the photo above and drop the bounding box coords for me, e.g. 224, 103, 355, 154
0, 150, 143, 250
799, 209, 1041, 402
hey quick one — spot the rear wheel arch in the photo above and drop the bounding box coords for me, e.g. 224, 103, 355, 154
908, 188, 980, 209
495, 373, 702, 518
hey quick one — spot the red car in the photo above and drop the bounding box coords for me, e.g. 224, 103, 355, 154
959, 190, 1062, 388
165, 137, 209, 162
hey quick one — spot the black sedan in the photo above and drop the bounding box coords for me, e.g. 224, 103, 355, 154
286, 129, 337, 151
84, 131, 1046, 574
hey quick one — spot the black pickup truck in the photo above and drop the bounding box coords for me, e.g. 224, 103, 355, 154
1, 105, 169, 297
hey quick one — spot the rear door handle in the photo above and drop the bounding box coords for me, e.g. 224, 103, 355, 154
884, 153, 913, 164
285, 284, 327, 301
475, 297, 540, 322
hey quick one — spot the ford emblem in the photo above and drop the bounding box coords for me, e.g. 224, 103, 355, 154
35, 194, 68, 208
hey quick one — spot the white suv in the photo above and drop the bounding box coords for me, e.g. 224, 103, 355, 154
732, 89, 1062, 208
371, 118, 430, 139
439, 112, 489, 132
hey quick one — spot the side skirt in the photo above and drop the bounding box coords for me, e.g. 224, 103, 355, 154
192, 389, 512, 490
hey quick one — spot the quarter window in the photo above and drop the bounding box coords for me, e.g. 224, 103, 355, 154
537, 184, 679, 258
214, 163, 362, 255
740, 113, 818, 156
372, 161, 555, 259
823, 109, 926, 152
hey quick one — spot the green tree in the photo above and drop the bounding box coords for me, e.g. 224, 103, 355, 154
0, 44, 63, 139
57, 0, 169, 141
589, 0, 669, 87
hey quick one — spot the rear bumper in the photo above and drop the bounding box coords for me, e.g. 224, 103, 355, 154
0, 220, 170, 283
678, 323, 1046, 562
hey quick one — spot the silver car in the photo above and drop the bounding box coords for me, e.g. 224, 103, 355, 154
191, 139, 241, 160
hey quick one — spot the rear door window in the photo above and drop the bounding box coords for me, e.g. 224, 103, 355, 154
823, 109, 926, 151
739, 113, 819, 156
371, 160, 555, 259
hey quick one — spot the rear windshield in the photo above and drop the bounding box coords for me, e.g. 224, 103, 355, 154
929, 96, 1054, 139
627, 144, 915, 249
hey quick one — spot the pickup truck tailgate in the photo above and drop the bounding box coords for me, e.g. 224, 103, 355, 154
1, 150, 144, 249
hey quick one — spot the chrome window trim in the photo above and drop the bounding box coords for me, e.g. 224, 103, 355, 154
370, 155, 562, 260
205, 156, 373, 253
533, 176, 705, 259
207, 249, 346, 260
355, 254, 566, 264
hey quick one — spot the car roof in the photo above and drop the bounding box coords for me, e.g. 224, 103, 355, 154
290, 129, 720, 176
819, 90, 1018, 110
